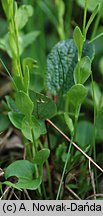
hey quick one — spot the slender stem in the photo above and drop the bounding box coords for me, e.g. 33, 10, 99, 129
56, 138, 73, 200
39, 141, 53, 199
31, 128, 36, 158
56, 105, 80, 200
91, 4, 103, 40
83, 0, 88, 35
91, 73, 99, 192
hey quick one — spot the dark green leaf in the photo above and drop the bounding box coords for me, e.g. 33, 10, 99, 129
46, 39, 94, 95
29, 90, 57, 120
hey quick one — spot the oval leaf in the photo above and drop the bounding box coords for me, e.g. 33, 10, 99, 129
8, 112, 24, 129
46, 39, 95, 95
4, 160, 41, 190
21, 115, 41, 141
74, 56, 92, 84
15, 91, 34, 115
66, 84, 88, 108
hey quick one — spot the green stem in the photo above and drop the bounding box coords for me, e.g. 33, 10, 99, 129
91, 4, 103, 40
56, 104, 80, 200
56, 137, 73, 200
39, 141, 53, 199
83, 0, 88, 35
91, 73, 98, 192
31, 128, 36, 158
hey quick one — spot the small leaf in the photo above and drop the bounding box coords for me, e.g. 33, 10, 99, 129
66, 84, 88, 108
15, 5, 34, 30
64, 113, 74, 135
4, 160, 42, 190
74, 56, 92, 84
15, 91, 34, 116
5, 96, 19, 112
30, 90, 57, 120
8, 112, 24, 129
22, 57, 38, 73
21, 115, 41, 141
34, 149, 50, 165
73, 26, 84, 58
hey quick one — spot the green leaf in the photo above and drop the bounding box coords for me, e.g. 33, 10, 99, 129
5, 96, 19, 112
66, 84, 88, 108
21, 115, 41, 141
4, 160, 42, 190
15, 5, 33, 30
46, 39, 94, 95
22, 58, 38, 73
8, 112, 24, 129
64, 113, 74, 135
34, 149, 50, 165
76, 0, 102, 12
73, 26, 84, 58
74, 56, 92, 84
29, 90, 57, 120
0, 113, 10, 132
85, 4, 100, 36
15, 91, 34, 116
76, 121, 93, 148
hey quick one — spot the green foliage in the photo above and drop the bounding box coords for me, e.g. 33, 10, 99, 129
21, 116, 41, 141
4, 160, 41, 190
66, 84, 88, 109
1, 0, 103, 200
64, 113, 74, 135
15, 91, 34, 116
76, 0, 102, 11
46, 39, 94, 95
73, 26, 84, 59
30, 91, 57, 119
15, 5, 34, 30
74, 56, 92, 84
